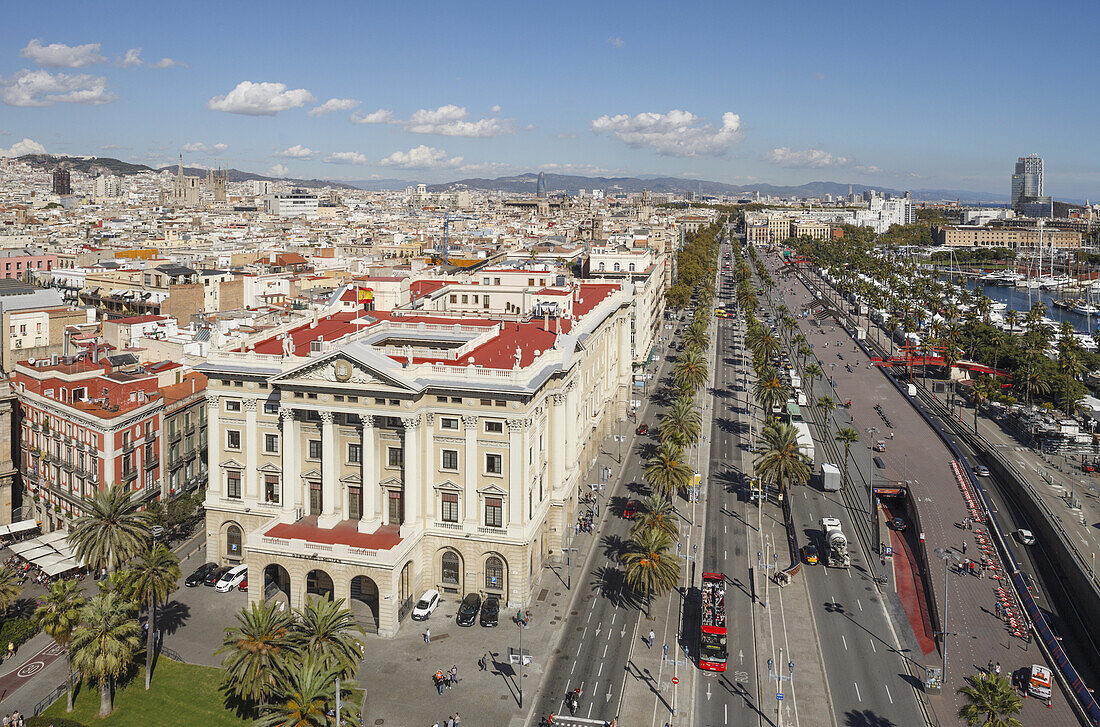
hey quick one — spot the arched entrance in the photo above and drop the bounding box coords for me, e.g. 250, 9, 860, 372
263, 564, 291, 605
439, 549, 462, 594
306, 569, 334, 600
224, 523, 242, 563
483, 554, 507, 598
349, 575, 379, 634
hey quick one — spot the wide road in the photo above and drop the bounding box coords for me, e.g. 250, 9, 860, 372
775, 257, 1083, 725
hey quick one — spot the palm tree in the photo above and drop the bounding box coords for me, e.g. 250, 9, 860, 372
218, 601, 299, 707
255, 654, 355, 727
803, 363, 822, 400
644, 442, 693, 499
293, 597, 364, 680
127, 544, 181, 689
673, 348, 709, 393
0, 566, 22, 617
34, 579, 85, 712
659, 396, 701, 447
621, 527, 681, 617
630, 494, 679, 539
816, 396, 836, 432
682, 323, 710, 353
1003, 308, 1020, 334
956, 671, 1022, 727
70, 590, 142, 717
70, 482, 153, 573
834, 427, 860, 489
1058, 338, 1086, 415
970, 376, 997, 432
754, 421, 811, 497
753, 371, 791, 419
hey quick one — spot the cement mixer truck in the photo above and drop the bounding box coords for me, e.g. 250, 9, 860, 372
821, 517, 850, 568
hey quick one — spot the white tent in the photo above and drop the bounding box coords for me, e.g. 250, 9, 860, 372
42, 559, 80, 577
8, 520, 38, 536
20, 545, 55, 561
8, 540, 40, 556
37, 530, 69, 545
34, 553, 67, 569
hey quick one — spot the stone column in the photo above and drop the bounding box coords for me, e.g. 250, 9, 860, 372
563, 380, 579, 480
549, 392, 566, 497
618, 316, 632, 418
357, 415, 379, 533
279, 407, 299, 521
400, 415, 421, 536
244, 399, 258, 500
319, 411, 338, 527
507, 418, 525, 527
205, 394, 219, 499
462, 415, 478, 526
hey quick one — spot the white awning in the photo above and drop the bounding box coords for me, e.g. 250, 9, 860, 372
20, 545, 55, 561
8, 540, 40, 556
42, 558, 80, 577
37, 530, 69, 545
34, 553, 67, 568
9, 520, 38, 535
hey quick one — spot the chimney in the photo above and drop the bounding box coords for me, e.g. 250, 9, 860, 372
63, 328, 71, 357
543, 311, 549, 330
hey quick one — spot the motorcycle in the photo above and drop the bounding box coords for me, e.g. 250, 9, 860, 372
567, 689, 581, 715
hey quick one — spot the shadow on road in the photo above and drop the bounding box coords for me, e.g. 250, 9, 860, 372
843, 708, 897, 727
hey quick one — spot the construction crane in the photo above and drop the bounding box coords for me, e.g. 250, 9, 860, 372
436, 212, 478, 266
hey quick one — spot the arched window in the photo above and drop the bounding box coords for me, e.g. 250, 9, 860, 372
441, 551, 460, 585
598, 262, 605, 271
226, 524, 242, 558
399, 561, 412, 606
613, 263, 621, 272
485, 555, 504, 591
628, 263, 636, 272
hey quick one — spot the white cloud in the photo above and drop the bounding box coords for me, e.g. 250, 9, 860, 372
378, 145, 463, 170
268, 164, 290, 178
591, 110, 741, 157
307, 97, 360, 117
151, 57, 184, 69
20, 39, 105, 68
324, 151, 370, 165
0, 138, 46, 157
0, 70, 114, 107
275, 144, 315, 159
766, 147, 850, 168
350, 108, 396, 125
351, 104, 514, 138
206, 81, 314, 116
607, 36, 625, 49
491, 104, 501, 113
100, 143, 130, 151
119, 48, 143, 67
182, 142, 228, 153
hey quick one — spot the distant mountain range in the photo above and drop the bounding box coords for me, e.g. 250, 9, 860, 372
426, 172, 1009, 204
17, 154, 357, 191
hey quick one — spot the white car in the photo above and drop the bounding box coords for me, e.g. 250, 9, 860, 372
215, 564, 247, 592
1016, 529, 1036, 546
411, 589, 440, 620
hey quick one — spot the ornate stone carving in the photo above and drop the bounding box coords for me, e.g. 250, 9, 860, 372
423, 413, 434, 426
243, 399, 258, 412
551, 392, 567, 406
279, 406, 295, 423
461, 415, 479, 428
205, 393, 220, 409
299, 358, 379, 385
401, 415, 422, 429
319, 411, 335, 425
361, 414, 375, 430
506, 418, 530, 432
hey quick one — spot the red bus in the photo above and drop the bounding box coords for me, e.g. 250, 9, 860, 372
699, 572, 727, 671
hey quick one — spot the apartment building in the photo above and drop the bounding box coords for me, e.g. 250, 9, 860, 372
199, 280, 632, 636
936, 225, 1082, 250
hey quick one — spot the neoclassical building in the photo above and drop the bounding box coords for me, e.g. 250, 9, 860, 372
200, 280, 633, 636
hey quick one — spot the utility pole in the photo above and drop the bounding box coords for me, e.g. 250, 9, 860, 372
934, 548, 959, 688
767, 648, 794, 727
866, 425, 879, 563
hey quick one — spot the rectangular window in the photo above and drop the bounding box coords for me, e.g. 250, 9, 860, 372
485, 453, 503, 475
264, 402, 279, 414
485, 497, 503, 527
494, 400, 506, 407
442, 449, 458, 470
225, 400, 241, 412
388, 447, 404, 467
264, 433, 279, 454
348, 443, 362, 464
308, 440, 322, 459
264, 475, 280, 504
348, 487, 362, 521
226, 470, 241, 499
441, 493, 459, 523
441, 417, 458, 430
226, 430, 241, 450
485, 420, 503, 434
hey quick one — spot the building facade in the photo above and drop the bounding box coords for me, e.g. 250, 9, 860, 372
200, 281, 632, 636
936, 225, 1081, 250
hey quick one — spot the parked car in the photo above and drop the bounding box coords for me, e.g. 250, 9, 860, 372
635, 424, 649, 436
1083, 462, 1097, 474
622, 500, 639, 519
801, 544, 819, 565
411, 589, 441, 620
873, 440, 887, 452
185, 562, 218, 588
456, 593, 481, 627
975, 465, 990, 477
215, 564, 248, 592
889, 517, 907, 531
237, 578, 248, 592
1016, 529, 1036, 546
204, 566, 231, 587
479, 596, 500, 627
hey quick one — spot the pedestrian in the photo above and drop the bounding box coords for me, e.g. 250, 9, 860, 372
450, 664, 458, 685
478, 653, 486, 671
988, 659, 995, 674
6, 642, 12, 660
447, 715, 455, 727
962, 541, 967, 555
424, 627, 431, 644
454, 713, 460, 726
357, 711, 363, 727
435, 670, 444, 695
995, 662, 1001, 676
648, 629, 655, 648
2, 714, 8, 727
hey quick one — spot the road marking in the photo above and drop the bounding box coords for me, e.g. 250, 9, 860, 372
857, 599, 863, 612
869, 638, 876, 653
571, 660, 576, 674
725, 702, 728, 723
884, 683, 893, 703
603, 644, 607, 658
598, 662, 603, 677
582, 626, 587, 639
842, 635, 847, 650
854, 682, 861, 702
724, 550, 727, 560
610, 612, 616, 625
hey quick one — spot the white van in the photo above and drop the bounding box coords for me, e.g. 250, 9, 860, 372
215, 564, 247, 593
1027, 664, 1052, 700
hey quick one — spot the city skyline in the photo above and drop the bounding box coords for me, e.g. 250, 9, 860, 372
1, 1, 1098, 199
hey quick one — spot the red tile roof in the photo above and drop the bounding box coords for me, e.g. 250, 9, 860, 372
267, 516, 402, 550
112, 314, 168, 325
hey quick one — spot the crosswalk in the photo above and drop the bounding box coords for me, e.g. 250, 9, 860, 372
543, 717, 613, 727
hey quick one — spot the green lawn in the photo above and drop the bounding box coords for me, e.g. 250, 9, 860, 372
42, 659, 250, 727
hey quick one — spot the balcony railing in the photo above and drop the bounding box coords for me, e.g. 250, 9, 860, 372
120, 469, 137, 483
169, 430, 182, 443
144, 456, 160, 470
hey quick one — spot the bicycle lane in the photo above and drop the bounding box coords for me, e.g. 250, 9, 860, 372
0, 638, 67, 706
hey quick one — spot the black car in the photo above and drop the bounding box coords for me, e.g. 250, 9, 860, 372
889, 517, 907, 532
456, 593, 481, 627
204, 566, 231, 587
185, 562, 218, 587
479, 596, 499, 627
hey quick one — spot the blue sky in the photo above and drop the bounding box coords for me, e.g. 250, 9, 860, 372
0, 1, 1097, 197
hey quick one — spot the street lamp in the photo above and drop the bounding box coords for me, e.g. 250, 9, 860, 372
767, 648, 795, 727
934, 547, 960, 689
865, 425, 879, 557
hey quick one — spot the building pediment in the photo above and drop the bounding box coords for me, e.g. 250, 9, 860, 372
478, 483, 507, 496
258, 463, 282, 474
434, 479, 462, 492
271, 349, 418, 394
339, 473, 363, 486
301, 468, 322, 480
220, 458, 244, 469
